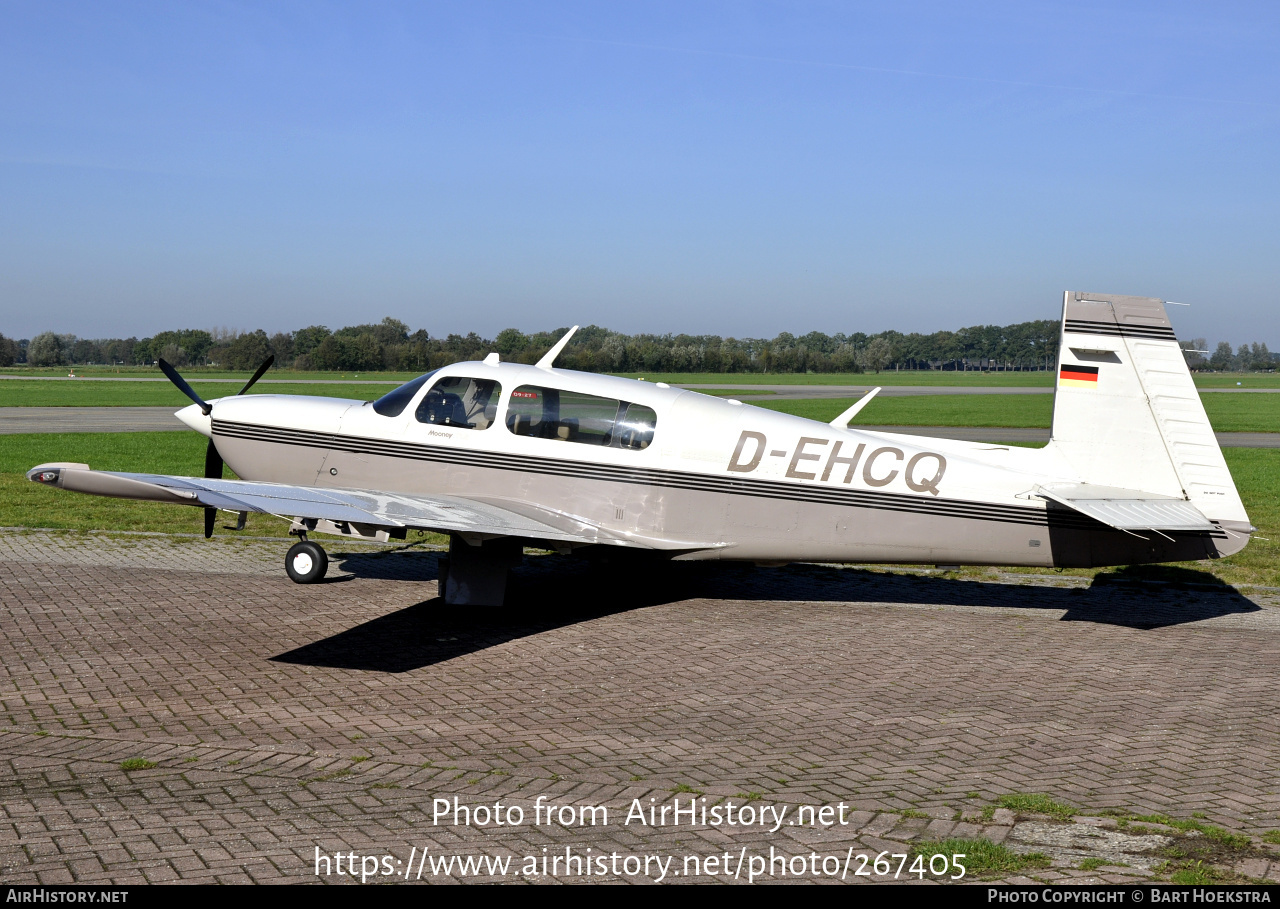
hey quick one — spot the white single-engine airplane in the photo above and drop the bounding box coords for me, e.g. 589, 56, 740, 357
28, 292, 1253, 605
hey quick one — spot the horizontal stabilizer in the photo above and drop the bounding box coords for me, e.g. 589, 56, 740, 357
1034, 483, 1216, 532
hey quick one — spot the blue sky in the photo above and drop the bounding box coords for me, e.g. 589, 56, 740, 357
1, 1, 1277, 346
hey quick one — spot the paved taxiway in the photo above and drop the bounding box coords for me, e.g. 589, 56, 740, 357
1, 532, 1278, 884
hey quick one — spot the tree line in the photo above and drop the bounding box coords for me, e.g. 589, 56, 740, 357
1185, 340, 1277, 373
1, 319, 1275, 374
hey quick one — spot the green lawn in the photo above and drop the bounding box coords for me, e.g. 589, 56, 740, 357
5, 366, 1278, 406
7, 364, 1277, 386
1, 430, 211, 475
1196, 394, 1280, 432
755, 394, 1280, 433
1, 366, 420, 381
1190, 373, 1280, 388
0, 381, 394, 407
757, 396, 1053, 428
5, 366, 1060, 385
1211, 449, 1280, 588
626, 371, 1058, 386
635, 371, 1280, 388
4, 376, 1275, 432
0, 432, 283, 536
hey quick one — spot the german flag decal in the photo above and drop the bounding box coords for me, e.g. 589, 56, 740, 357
1059, 364, 1099, 388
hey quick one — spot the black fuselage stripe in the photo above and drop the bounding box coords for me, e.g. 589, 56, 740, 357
212, 419, 1090, 528
212, 420, 1210, 535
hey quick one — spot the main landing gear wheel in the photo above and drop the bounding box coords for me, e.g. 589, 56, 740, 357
285, 540, 328, 584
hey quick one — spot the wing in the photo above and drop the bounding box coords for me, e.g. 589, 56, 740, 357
26, 463, 725, 552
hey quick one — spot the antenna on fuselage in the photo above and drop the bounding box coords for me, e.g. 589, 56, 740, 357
536, 325, 580, 369
829, 387, 881, 427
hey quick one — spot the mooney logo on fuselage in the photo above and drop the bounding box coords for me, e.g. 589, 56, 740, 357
726, 430, 947, 496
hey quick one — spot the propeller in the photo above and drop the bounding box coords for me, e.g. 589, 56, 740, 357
158, 358, 211, 415
158, 355, 275, 538
237, 355, 275, 396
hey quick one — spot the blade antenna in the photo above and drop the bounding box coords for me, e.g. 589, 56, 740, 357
158, 358, 212, 415
829, 387, 881, 427
536, 326, 580, 369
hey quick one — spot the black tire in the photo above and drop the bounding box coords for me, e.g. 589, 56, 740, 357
285, 541, 328, 584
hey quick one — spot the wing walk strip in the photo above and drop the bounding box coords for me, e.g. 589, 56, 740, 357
1063, 319, 1178, 341
212, 420, 1223, 537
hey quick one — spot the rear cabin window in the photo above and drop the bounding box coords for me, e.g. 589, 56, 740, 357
415, 376, 501, 430
505, 385, 656, 450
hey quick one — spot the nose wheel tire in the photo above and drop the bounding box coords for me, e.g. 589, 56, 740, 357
286, 540, 328, 583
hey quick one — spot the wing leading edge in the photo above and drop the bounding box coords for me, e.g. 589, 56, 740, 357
26, 464, 725, 553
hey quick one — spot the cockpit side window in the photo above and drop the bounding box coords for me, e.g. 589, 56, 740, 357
372, 370, 438, 417
415, 376, 502, 430
505, 385, 656, 450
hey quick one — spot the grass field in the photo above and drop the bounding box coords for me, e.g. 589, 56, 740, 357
4, 380, 1278, 434
1, 366, 420, 381
756, 394, 1280, 433
0, 432, 283, 537
1192, 394, 1280, 433
1188, 373, 1280, 388
6, 365, 1277, 387
1205, 449, 1280, 587
760, 396, 1052, 428
623, 371, 1280, 388
0, 381, 396, 407
6, 366, 1060, 385
622, 371, 1060, 386
1, 431, 1276, 589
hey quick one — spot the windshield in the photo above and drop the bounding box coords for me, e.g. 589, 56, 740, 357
372, 370, 439, 417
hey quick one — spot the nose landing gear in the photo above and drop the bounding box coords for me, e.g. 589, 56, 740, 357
285, 540, 328, 583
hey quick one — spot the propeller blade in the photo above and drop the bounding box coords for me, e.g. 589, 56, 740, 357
204, 438, 223, 479
203, 439, 223, 538
237, 356, 275, 396
158, 358, 212, 415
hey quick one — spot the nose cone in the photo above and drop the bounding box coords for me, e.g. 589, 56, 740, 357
176, 403, 213, 437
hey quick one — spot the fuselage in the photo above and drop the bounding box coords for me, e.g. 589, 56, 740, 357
177, 362, 1245, 568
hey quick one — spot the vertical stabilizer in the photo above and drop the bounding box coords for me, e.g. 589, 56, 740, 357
1047, 291, 1248, 526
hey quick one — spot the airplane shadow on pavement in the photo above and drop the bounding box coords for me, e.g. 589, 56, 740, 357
271, 553, 1261, 673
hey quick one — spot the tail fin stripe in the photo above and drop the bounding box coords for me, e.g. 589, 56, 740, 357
1064, 320, 1177, 340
